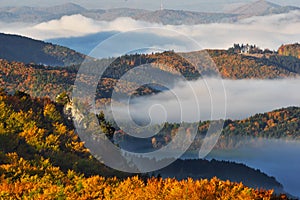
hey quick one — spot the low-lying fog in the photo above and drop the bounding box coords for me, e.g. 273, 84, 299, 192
111, 78, 300, 123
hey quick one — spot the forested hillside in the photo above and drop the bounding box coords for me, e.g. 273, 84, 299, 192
0, 89, 123, 177
1, 46, 300, 102
142, 107, 300, 152
0, 59, 75, 98
0, 33, 86, 66
278, 43, 300, 59
205, 106, 300, 150
208, 50, 299, 79
0, 90, 289, 199
222, 107, 300, 139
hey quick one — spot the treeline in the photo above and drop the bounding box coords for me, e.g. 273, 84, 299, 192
136, 107, 300, 151
0, 170, 277, 200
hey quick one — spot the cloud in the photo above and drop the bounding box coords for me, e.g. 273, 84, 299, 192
1, 10, 300, 52
109, 78, 300, 123
182, 10, 300, 50
223, 78, 300, 119
32, 14, 103, 38
0, 15, 161, 40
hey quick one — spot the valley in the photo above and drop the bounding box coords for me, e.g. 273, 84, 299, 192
0, 1, 300, 198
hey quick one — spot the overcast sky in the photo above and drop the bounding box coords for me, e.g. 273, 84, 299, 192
1, 0, 300, 12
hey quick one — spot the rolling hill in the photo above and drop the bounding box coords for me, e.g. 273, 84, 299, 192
1, 49, 299, 100
0, 33, 86, 66
199, 106, 300, 150
113, 106, 300, 155
229, 0, 300, 17
0, 33, 299, 101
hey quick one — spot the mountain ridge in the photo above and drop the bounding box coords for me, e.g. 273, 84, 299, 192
0, 1, 299, 25
0, 33, 86, 66
132, 9, 238, 25
229, 0, 300, 17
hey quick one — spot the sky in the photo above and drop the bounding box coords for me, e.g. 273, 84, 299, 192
0, 0, 300, 12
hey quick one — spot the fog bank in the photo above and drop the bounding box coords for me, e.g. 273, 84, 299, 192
111, 78, 300, 123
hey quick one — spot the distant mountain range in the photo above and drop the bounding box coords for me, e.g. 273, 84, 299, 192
0, 3, 85, 23
0, 3, 238, 24
131, 10, 238, 25
0, 0, 299, 25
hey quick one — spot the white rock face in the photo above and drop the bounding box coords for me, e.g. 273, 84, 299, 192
64, 101, 86, 128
